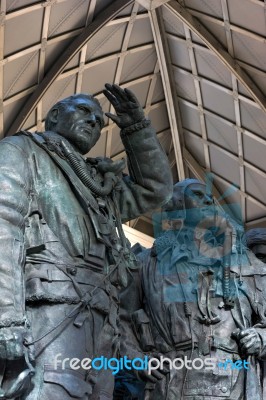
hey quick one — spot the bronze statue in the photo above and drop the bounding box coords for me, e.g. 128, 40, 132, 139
245, 228, 266, 263
245, 228, 266, 399
0, 84, 172, 399
120, 179, 266, 400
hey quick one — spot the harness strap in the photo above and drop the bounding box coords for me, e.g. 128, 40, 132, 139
24, 256, 123, 347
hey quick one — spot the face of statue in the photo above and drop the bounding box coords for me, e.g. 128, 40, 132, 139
184, 183, 213, 209
251, 244, 266, 263
51, 96, 104, 154
162, 181, 215, 226
183, 183, 215, 225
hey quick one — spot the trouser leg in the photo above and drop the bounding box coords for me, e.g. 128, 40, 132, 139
23, 303, 115, 400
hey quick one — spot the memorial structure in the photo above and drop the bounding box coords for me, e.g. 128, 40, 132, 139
0, 84, 172, 399
120, 179, 266, 400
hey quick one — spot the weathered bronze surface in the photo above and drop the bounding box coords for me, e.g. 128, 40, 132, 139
120, 179, 266, 400
245, 227, 266, 400
245, 228, 266, 264
0, 84, 172, 399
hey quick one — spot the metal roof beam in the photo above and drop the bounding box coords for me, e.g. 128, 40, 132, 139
178, 96, 266, 147
36, 3, 52, 132
185, 128, 266, 181
187, 7, 266, 43
136, 0, 170, 10
165, 1, 266, 112
221, 0, 246, 223
182, 147, 223, 201
51, 44, 155, 81
149, 7, 185, 179
246, 216, 266, 228
0, 0, 6, 138
183, 25, 211, 171
145, 61, 160, 114
105, 2, 141, 158
75, 0, 97, 94
4, 57, 158, 108
211, 172, 266, 210
172, 65, 260, 109
6, 0, 134, 136
6, 0, 68, 20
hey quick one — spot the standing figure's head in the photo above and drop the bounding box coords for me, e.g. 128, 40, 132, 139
245, 228, 266, 263
45, 94, 104, 154
162, 178, 215, 226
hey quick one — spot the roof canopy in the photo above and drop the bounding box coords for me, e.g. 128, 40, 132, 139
1, 0, 266, 235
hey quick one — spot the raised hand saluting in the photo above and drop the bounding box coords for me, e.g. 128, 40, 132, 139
103, 84, 146, 129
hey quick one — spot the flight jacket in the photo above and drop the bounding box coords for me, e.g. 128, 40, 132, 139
0, 123, 173, 328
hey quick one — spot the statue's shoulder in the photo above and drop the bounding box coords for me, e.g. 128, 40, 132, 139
247, 250, 266, 274
231, 249, 266, 276
0, 131, 36, 152
131, 243, 152, 264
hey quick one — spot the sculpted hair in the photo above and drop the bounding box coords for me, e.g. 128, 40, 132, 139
45, 94, 103, 131
245, 228, 266, 249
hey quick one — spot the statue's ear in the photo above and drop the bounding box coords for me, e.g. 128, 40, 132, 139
49, 108, 59, 124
